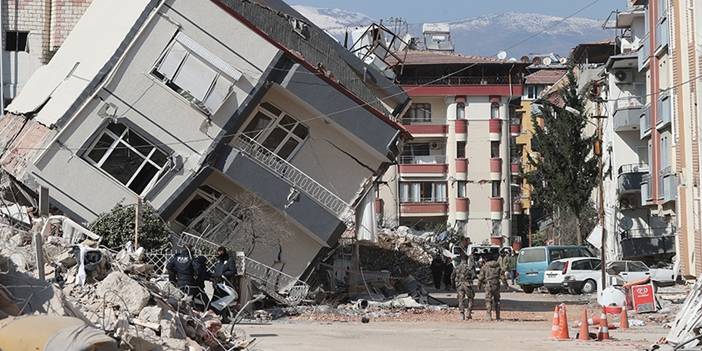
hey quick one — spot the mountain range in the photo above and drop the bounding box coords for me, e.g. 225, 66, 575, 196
291, 5, 612, 58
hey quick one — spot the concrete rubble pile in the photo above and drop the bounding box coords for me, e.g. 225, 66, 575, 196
649, 279, 702, 350
0, 222, 256, 351
359, 227, 442, 286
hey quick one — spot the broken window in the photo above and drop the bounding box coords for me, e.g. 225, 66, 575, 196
85, 122, 169, 195
176, 186, 246, 237
5, 31, 28, 52
241, 102, 309, 160
153, 32, 242, 116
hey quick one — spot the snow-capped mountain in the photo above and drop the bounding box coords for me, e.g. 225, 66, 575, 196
291, 5, 610, 57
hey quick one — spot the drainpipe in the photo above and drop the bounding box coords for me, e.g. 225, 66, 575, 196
42, 0, 53, 64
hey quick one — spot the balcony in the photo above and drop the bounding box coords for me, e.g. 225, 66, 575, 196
510, 118, 521, 137
639, 104, 651, 139
490, 157, 502, 180
641, 173, 652, 205
401, 201, 449, 216
620, 225, 676, 259
656, 94, 671, 130
231, 134, 353, 224
510, 160, 521, 175
490, 197, 503, 220
401, 118, 448, 136
456, 198, 469, 220
655, 20, 669, 56
637, 33, 649, 70
489, 119, 502, 141
659, 167, 677, 203
398, 155, 448, 175
454, 119, 468, 134
455, 158, 468, 173
617, 163, 648, 196
613, 96, 644, 132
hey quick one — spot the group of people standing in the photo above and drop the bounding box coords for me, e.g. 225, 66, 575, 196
431, 244, 519, 321
166, 245, 239, 322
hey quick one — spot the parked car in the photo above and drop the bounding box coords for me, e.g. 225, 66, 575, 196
606, 260, 677, 287
516, 245, 594, 293
543, 257, 601, 294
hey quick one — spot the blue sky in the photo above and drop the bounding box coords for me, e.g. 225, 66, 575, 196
290, 0, 627, 23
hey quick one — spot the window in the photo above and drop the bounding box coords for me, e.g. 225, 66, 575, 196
627, 261, 649, 272
518, 248, 546, 263
456, 102, 465, 120
491, 181, 501, 197
527, 85, 538, 99
176, 186, 245, 235
608, 261, 627, 274
5, 31, 28, 52
457, 181, 467, 198
241, 102, 309, 160
571, 260, 591, 271
491, 219, 501, 236
153, 33, 241, 115
400, 182, 446, 202
406, 103, 432, 122
491, 141, 500, 158
85, 122, 169, 194
490, 103, 500, 119
547, 261, 566, 271
456, 141, 466, 158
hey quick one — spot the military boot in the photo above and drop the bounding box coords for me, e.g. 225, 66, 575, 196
495, 305, 501, 321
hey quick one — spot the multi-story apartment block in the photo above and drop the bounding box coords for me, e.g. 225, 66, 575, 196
378, 28, 527, 245
1, 0, 93, 104
0, 0, 411, 282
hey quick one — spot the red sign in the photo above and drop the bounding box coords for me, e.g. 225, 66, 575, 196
631, 283, 656, 313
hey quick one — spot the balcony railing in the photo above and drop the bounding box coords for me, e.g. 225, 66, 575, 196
614, 96, 644, 132
637, 32, 649, 70
640, 104, 651, 139
399, 75, 522, 86
659, 167, 677, 203
401, 117, 447, 125
617, 163, 648, 195
655, 20, 669, 55
398, 155, 446, 164
656, 94, 671, 129
641, 173, 652, 205
232, 134, 353, 224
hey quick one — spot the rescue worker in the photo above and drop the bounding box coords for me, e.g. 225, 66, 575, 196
430, 255, 446, 290
451, 252, 475, 320
166, 245, 199, 299
496, 249, 510, 289
478, 257, 502, 321
210, 246, 238, 323
508, 251, 518, 285
191, 255, 211, 312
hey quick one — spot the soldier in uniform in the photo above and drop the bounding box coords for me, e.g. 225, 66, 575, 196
496, 249, 510, 289
451, 252, 475, 320
478, 257, 502, 321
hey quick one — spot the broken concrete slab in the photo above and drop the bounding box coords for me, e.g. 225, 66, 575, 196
95, 271, 150, 315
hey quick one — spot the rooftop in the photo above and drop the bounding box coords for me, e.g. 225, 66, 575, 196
525, 69, 567, 85
397, 50, 522, 66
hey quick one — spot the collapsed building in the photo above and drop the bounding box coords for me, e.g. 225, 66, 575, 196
0, 0, 411, 283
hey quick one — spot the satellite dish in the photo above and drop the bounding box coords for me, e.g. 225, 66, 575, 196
496, 51, 507, 60
520, 55, 530, 63
559, 57, 568, 64
543, 57, 553, 66
619, 216, 633, 231
532, 57, 542, 65
508, 57, 517, 62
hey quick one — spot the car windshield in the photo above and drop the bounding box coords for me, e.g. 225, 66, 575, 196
518, 248, 546, 263
547, 261, 565, 271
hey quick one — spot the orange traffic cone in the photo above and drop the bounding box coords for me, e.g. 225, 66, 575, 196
620, 306, 629, 330
556, 304, 570, 340
597, 310, 611, 341
579, 309, 591, 341
551, 306, 561, 339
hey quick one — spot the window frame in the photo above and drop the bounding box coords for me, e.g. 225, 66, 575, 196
177, 186, 246, 236
83, 122, 171, 196
456, 102, 465, 120
240, 102, 310, 161
406, 103, 432, 123
5, 31, 29, 52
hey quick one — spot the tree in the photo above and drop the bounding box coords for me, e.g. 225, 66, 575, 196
90, 203, 171, 250
526, 66, 599, 245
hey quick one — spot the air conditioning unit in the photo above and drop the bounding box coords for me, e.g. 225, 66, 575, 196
613, 69, 633, 84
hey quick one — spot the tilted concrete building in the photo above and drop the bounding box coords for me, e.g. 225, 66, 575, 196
0, 0, 411, 281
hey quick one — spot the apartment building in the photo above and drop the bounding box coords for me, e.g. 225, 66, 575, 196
1, 0, 93, 104
377, 28, 527, 245
0, 0, 411, 282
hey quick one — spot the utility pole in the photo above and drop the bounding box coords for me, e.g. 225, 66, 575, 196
594, 81, 607, 289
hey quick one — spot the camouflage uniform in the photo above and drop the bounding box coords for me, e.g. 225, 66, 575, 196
478, 260, 502, 320
497, 254, 510, 287
451, 258, 475, 320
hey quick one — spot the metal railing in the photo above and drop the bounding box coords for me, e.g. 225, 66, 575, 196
398, 155, 446, 164
400, 196, 448, 203
401, 117, 447, 125
614, 96, 644, 110
232, 134, 354, 224
618, 163, 649, 175
398, 75, 522, 86
640, 104, 651, 138
620, 225, 676, 239
656, 93, 671, 128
